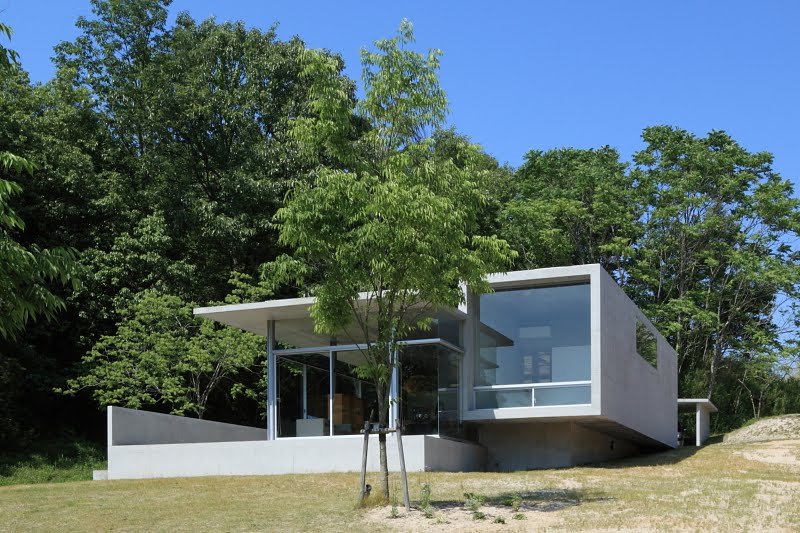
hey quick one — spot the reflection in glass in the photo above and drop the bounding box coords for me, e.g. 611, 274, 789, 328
332, 350, 378, 435
534, 385, 590, 406
475, 389, 532, 409
278, 353, 329, 437
477, 284, 591, 387
400, 345, 461, 438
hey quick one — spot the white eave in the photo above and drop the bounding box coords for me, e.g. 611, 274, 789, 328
193, 296, 316, 335
678, 398, 719, 413
193, 293, 466, 336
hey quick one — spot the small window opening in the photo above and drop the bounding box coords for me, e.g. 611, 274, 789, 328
636, 321, 658, 368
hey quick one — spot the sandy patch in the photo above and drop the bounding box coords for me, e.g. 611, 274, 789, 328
364, 502, 565, 531
735, 440, 800, 467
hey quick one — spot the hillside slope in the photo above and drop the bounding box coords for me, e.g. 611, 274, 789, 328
723, 414, 800, 444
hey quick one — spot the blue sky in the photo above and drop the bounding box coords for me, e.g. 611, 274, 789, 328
2, 1, 799, 182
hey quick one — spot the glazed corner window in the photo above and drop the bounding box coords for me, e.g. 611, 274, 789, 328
636, 322, 657, 368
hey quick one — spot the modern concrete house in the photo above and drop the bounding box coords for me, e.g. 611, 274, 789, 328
104, 264, 694, 480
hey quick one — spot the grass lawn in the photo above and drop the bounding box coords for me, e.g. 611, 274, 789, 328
1, 439, 798, 532
0, 438, 105, 487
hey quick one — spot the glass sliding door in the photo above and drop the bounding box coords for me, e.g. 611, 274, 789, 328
331, 350, 378, 435
277, 352, 329, 437
400, 344, 461, 438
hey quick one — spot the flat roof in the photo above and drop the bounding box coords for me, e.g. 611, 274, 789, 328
193, 292, 467, 339
193, 264, 602, 337
194, 297, 316, 334
678, 398, 719, 413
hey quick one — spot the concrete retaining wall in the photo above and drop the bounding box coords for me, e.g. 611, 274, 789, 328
106, 407, 485, 480
107, 434, 485, 480
108, 406, 266, 445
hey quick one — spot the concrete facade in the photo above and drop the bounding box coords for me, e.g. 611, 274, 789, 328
102, 265, 685, 480
597, 268, 678, 447
477, 420, 641, 471
106, 407, 485, 479
461, 265, 678, 470
108, 406, 267, 446
678, 399, 719, 446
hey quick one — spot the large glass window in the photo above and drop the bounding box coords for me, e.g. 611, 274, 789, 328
332, 350, 378, 435
476, 283, 591, 407
275, 341, 460, 437
400, 345, 461, 438
277, 352, 329, 437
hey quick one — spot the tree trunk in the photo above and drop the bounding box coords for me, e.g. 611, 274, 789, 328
377, 388, 390, 501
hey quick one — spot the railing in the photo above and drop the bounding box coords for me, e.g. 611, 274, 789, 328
472, 381, 591, 409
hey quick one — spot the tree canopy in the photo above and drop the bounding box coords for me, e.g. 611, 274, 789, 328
270, 20, 515, 499
0, 0, 798, 455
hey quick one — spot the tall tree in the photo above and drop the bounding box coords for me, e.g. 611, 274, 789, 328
0, 24, 80, 340
49, 0, 352, 427
0, 22, 83, 447
62, 290, 264, 420
270, 20, 515, 500
500, 146, 642, 279
627, 126, 800, 406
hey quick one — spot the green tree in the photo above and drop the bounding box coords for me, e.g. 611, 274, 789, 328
62, 290, 264, 419
627, 126, 800, 416
270, 20, 515, 499
500, 146, 643, 279
0, 24, 80, 340
49, 0, 348, 426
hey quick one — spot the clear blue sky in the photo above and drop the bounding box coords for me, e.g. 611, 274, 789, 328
2, 1, 798, 182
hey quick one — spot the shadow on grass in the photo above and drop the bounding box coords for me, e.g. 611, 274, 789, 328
417, 488, 611, 514
0, 437, 105, 486
586, 444, 703, 470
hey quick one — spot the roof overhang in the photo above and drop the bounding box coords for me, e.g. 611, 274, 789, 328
194, 297, 316, 335
193, 293, 466, 338
678, 398, 719, 413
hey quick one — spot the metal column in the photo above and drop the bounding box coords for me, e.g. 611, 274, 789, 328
328, 349, 334, 436
266, 320, 277, 440
389, 345, 399, 430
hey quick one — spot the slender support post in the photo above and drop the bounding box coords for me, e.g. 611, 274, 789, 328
389, 347, 399, 430
329, 349, 334, 436
266, 320, 277, 440
462, 289, 479, 413
395, 418, 411, 511
358, 410, 373, 504
301, 364, 308, 418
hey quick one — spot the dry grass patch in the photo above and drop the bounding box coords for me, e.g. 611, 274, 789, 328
1, 439, 799, 532
724, 414, 800, 444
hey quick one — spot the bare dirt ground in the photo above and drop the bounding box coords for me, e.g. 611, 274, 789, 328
723, 414, 800, 444
365, 502, 561, 532
736, 439, 800, 467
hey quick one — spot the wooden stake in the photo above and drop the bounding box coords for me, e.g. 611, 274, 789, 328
358, 411, 373, 504
395, 418, 411, 511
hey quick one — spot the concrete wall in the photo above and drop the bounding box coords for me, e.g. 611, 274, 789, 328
476, 421, 640, 471
107, 432, 485, 480
108, 406, 266, 446
425, 436, 486, 472
598, 270, 678, 447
